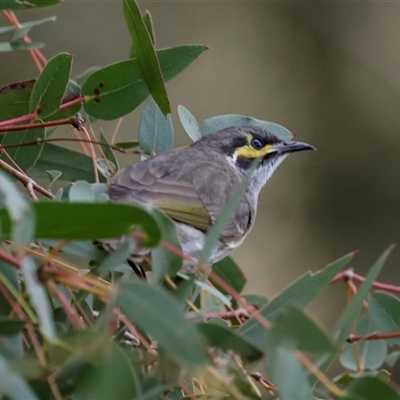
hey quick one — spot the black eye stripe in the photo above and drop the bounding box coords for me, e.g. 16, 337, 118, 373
250, 138, 263, 150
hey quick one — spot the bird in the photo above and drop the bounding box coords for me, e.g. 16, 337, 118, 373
102, 125, 315, 277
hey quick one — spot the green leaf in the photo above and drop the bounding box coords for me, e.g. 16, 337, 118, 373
333, 247, 393, 345
197, 322, 263, 363
138, 96, 174, 155
177, 105, 201, 141
0, 41, 44, 52
123, 0, 170, 116
0, 80, 35, 122
117, 279, 207, 365
1, 127, 45, 171
29, 53, 72, 118
199, 114, 293, 141
131, 11, 155, 59
29, 143, 103, 183
21, 257, 56, 341
149, 208, 182, 283
0, 0, 60, 10
267, 307, 335, 354
0, 318, 25, 335
0, 202, 161, 246
210, 256, 246, 295
0, 171, 33, 246
369, 292, 400, 346
237, 252, 353, 347
78, 341, 140, 399
11, 16, 56, 42
340, 315, 387, 372
0, 355, 38, 400
68, 181, 96, 202
266, 346, 312, 400
82, 45, 207, 120
343, 376, 400, 400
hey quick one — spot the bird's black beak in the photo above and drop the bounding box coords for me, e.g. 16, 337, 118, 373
270, 141, 316, 155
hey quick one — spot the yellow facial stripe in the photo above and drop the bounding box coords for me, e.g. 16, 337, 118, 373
234, 134, 273, 159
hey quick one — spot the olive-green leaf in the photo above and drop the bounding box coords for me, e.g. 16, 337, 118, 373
30, 53, 72, 118
82, 45, 207, 120
117, 279, 207, 365
0, 80, 35, 122
0, 202, 161, 246
210, 256, 246, 295
123, 0, 170, 116
1, 127, 45, 171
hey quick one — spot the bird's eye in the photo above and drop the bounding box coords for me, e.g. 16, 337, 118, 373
250, 138, 263, 150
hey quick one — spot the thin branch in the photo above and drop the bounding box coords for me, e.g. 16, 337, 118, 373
0, 116, 83, 133
80, 125, 99, 183
348, 331, 400, 343
0, 159, 54, 199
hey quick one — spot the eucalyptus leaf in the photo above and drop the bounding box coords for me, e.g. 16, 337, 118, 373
199, 114, 293, 141
177, 105, 201, 141
139, 96, 174, 155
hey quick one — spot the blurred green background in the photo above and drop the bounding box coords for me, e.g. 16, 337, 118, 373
2, 1, 400, 330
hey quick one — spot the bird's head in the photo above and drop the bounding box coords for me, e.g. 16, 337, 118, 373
193, 125, 315, 197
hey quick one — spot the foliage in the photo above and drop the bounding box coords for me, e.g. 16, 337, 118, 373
1, 2, 400, 399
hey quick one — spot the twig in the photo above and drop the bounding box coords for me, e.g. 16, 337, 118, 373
0, 159, 54, 199
0, 116, 83, 133
348, 331, 400, 343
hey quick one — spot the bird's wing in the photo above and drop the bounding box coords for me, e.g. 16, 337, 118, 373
107, 156, 212, 231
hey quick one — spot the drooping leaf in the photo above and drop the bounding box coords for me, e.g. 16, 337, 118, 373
1, 127, 45, 171
82, 45, 207, 120
138, 96, 174, 155
29, 53, 72, 118
0, 41, 44, 52
199, 114, 293, 141
117, 279, 207, 365
123, 0, 170, 116
0, 79, 35, 122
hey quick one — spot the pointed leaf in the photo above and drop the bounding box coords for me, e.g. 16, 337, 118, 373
210, 256, 246, 295
123, 0, 170, 116
11, 16, 56, 42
